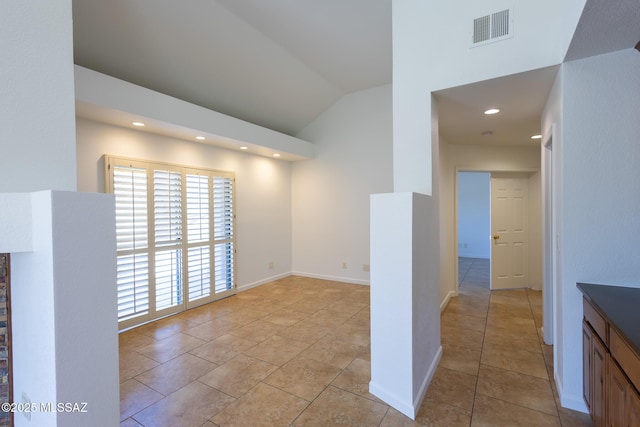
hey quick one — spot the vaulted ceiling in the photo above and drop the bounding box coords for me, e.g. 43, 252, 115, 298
73, 0, 392, 137
73, 0, 640, 149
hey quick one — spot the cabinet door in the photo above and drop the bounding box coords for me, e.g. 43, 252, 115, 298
608, 359, 626, 427
627, 385, 640, 427
593, 333, 607, 427
584, 320, 593, 411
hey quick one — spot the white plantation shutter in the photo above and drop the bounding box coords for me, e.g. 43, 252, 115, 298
107, 156, 236, 330
112, 166, 150, 321
154, 170, 182, 247
213, 176, 234, 292
188, 246, 210, 301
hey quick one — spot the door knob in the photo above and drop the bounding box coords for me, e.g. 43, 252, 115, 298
493, 235, 500, 240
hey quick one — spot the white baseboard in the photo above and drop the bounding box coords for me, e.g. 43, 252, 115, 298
555, 373, 589, 413
369, 346, 442, 420
236, 272, 291, 292
440, 291, 456, 313
291, 271, 370, 286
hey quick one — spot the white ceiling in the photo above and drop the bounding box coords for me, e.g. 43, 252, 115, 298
73, 0, 392, 137
73, 0, 640, 150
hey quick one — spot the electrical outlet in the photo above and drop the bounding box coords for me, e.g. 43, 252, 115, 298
268, 261, 274, 269
342, 261, 347, 269
362, 264, 370, 272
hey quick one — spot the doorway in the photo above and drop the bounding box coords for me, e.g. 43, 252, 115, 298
456, 169, 540, 292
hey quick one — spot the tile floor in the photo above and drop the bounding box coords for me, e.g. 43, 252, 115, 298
119, 260, 593, 426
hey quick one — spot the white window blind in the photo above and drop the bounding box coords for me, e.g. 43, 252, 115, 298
106, 156, 236, 329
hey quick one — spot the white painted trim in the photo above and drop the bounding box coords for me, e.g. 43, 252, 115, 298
369, 345, 442, 420
555, 373, 589, 413
368, 381, 415, 419
291, 271, 370, 286
413, 345, 442, 412
237, 272, 292, 292
440, 290, 456, 313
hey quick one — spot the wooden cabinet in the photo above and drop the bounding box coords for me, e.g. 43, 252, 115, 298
580, 294, 640, 427
583, 319, 607, 426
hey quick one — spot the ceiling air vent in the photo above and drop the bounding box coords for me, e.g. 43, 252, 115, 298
472, 8, 512, 47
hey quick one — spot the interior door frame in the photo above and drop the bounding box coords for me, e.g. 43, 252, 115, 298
453, 166, 540, 295
541, 124, 555, 345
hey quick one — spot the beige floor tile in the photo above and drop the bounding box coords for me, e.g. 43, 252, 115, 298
488, 303, 534, 321
199, 353, 278, 398
445, 295, 489, 318
331, 358, 381, 402
305, 309, 352, 328
262, 308, 309, 326
119, 350, 160, 383
425, 366, 477, 411
441, 325, 484, 351
188, 333, 257, 365
136, 316, 194, 341
441, 311, 487, 332
119, 332, 157, 353
440, 343, 482, 376
134, 353, 217, 396
133, 381, 234, 427
483, 326, 541, 353
212, 382, 308, 427
557, 402, 594, 426
138, 333, 206, 363
476, 365, 558, 416
199, 422, 219, 427
182, 317, 240, 341
120, 379, 163, 421
264, 356, 341, 401
485, 314, 538, 335
481, 342, 548, 379
243, 334, 310, 366
471, 393, 561, 426
380, 400, 472, 427
325, 300, 368, 315
292, 386, 388, 427
458, 284, 492, 299
288, 301, 326, 315
228, 318, 285, 342
327, 321, 370, 347
278, 319, 332, 343
300, 335, 366, 369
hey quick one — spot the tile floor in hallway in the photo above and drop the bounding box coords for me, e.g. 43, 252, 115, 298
119, 261, 593, 426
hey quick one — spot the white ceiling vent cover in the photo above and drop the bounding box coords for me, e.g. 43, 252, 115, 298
472, 8, 512, 47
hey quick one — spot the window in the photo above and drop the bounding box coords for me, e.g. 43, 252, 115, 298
105, 156, 235, 330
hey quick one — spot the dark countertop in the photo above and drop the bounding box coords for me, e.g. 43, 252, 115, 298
577, 282, 640, 355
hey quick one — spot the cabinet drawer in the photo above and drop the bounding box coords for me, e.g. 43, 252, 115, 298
584, 299, 607, 344
610, 326, 640, 393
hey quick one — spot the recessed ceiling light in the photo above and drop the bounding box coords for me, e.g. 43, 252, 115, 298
481, 130, 493, 137
239, 146, 248, 150
531, 134, 542, 140
273, 153, 281, 157
484, 108, 501, 115
132, 121, 145, 127
195, 136, 205, 140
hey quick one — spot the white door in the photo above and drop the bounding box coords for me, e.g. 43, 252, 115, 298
491, 172, 529, 290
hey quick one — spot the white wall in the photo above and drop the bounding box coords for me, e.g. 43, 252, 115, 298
457, 172, 490, 259
0, 0, 77, 192
12, 192, 119, 427
76, 118, 293, 289
551, 48, 640, 411
392, 0, 585, 194
292, 85, 393, 284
